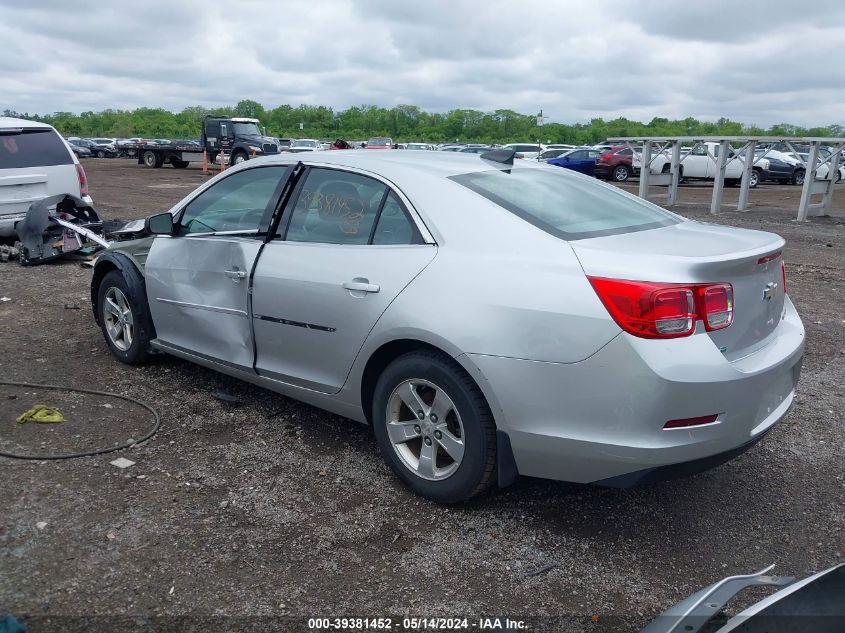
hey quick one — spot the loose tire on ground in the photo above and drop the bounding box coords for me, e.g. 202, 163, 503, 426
96, 269, 153, 365
371, 350, 497, 504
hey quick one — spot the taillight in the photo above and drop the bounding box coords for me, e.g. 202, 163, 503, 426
76, 163, 89, 196
588, 277, 734, 339
598, 153, 612, 162
697, 283, 733, 331
781, 260, 787, 294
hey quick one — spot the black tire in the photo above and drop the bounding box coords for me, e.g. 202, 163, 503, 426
725, 178, 739, 187
230, 151, 248, 166
612, 165, 631, 182
372, 350, 497, 504
96, 269, 153, 365
749, 170, 760, 188
172, 160, 189, 168
142, 150, 158, 168
791, 169, 805, 186
777, 179, 789, 185
96, 150, 105, 158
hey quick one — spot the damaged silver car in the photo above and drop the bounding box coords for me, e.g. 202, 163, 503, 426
90, 151, 803, 503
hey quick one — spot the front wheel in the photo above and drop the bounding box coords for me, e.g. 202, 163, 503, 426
97, 150, 105, 158
612, 165, 631, 182
372, 351, 497, 503
749, 170, 760, 188
97, 270, 152, 364
792, 169, 805, 186
231, 151, 248, 165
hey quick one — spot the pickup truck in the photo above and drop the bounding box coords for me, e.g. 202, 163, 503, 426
648, 142, 769, 188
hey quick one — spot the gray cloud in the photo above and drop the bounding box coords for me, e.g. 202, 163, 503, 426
1, 0, 843, 127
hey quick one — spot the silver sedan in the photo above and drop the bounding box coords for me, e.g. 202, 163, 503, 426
91, 150, 804, 503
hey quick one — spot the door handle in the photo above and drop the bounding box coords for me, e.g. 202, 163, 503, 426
225, 268, 247, 280
343, 280, 380, 293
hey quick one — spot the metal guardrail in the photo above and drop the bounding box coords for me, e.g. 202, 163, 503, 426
606, 136, 844, 221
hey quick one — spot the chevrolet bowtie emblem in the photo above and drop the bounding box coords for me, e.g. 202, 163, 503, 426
762, 282, 777, 301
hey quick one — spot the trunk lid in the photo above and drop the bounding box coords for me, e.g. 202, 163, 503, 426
570, 221, 786, 360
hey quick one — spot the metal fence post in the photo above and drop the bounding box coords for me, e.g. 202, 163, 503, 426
639, 141, 653, 199
667, 141, 681, 205
710, 140, 730, 214
737, 140, 756, 211
797, 142, 820, 221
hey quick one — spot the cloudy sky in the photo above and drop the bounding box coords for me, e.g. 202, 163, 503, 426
2, 0, 844, 127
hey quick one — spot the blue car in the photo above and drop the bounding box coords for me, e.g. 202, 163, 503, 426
547, 148, 602, 175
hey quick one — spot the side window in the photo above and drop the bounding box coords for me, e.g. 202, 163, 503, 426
569, 151, 584, 159
691, 146, 708, 156
285, 168, 386, 245
618, 148, 633, 156
178, 166, 285, 235
372, 192, 422, 245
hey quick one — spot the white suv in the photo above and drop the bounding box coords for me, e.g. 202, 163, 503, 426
0, 117, 93, 236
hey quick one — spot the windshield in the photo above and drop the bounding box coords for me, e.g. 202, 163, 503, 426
291, 140, 316, 148
449, 168, 679, 240
368, 137, 390, 145
233, 122, 262, 137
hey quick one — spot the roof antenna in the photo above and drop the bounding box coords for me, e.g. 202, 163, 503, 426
480, 149, 516, 165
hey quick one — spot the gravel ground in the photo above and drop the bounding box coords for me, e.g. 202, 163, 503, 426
1, 159, 843, 633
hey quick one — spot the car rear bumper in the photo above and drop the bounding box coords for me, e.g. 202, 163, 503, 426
0, 194, 94, 236
465, 296, 804, 484
593, 163, 614, 178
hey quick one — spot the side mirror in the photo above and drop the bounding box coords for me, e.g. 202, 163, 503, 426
145, 212, 174, 235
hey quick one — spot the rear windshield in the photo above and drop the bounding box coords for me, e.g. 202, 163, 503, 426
449, 168, 679, 240
0, 128, 73, 169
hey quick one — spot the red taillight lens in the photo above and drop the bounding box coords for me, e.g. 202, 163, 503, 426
664, 414, 718, 429
75, 163, 89, 196
599, 153, 612, 162
587, 278, 695, 338
588, 277, 734, 339
698, 283, 733, 331
781, 260, 787, 294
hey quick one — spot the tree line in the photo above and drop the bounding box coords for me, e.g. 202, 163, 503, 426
5, 100, 842, 144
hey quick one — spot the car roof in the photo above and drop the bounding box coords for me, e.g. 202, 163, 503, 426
252, 148, 548, 182
0, 116, 54, 130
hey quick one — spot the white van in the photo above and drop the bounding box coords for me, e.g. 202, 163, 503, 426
0, 117, 93, 236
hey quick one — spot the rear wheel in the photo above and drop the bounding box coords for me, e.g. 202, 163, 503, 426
372, 351, 496, 503
749, 170, 760, 188
143, 150, 158, 168
791, 169, 805, 186
612, 165, 631, 182
97, 270, 152, 364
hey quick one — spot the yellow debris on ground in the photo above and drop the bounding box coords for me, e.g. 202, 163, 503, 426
16, 405, 65, 424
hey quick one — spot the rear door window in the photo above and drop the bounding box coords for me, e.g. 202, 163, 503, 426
0, 128, 73, 168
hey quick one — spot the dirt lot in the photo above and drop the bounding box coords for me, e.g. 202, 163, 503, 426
1, 159, 843, 632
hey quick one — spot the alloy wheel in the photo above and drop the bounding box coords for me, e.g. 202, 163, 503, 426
103, 287, 134, 352
385, 378, 465, 481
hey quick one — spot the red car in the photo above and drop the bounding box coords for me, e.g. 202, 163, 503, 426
365, 136, 393, 149
594, 146, 640, 182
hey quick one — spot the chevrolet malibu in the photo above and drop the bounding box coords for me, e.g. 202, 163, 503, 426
91, 150, 804, 503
